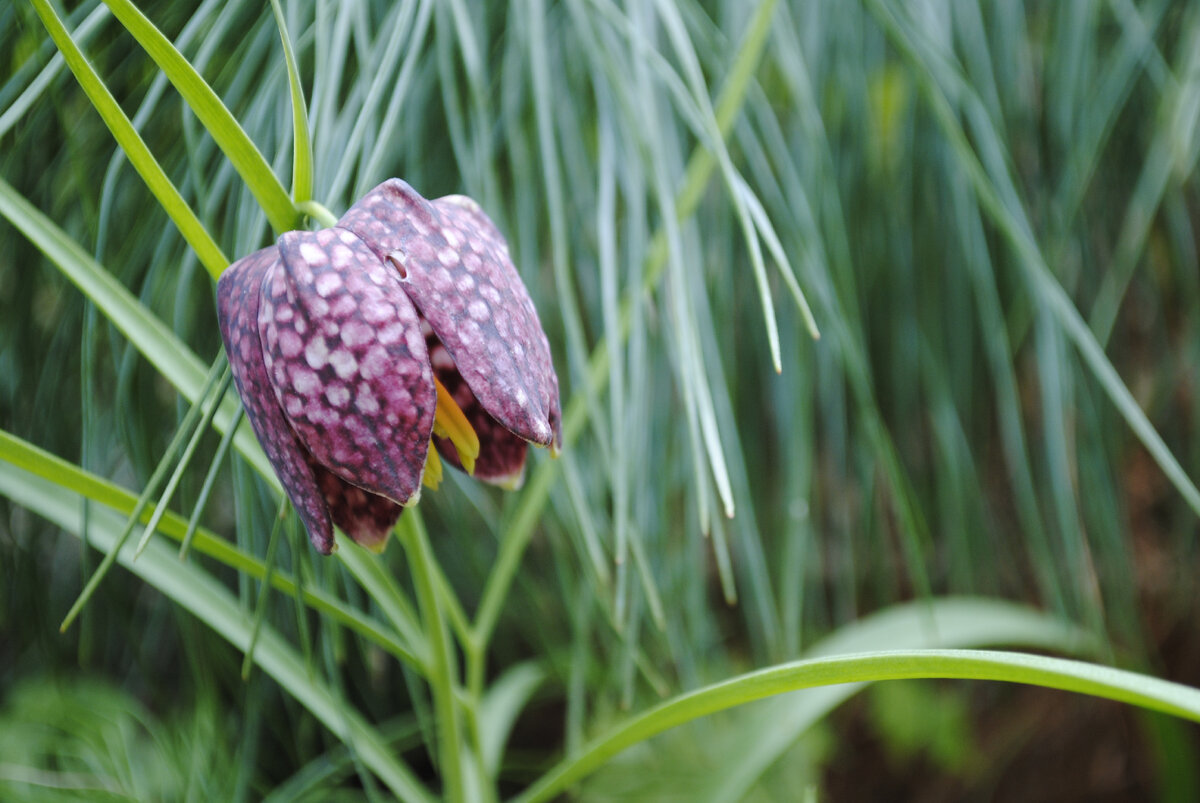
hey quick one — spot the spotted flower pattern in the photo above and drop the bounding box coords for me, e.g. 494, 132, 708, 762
217, 179, 561, 554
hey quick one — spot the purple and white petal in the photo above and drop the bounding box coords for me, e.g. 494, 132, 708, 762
217, 247, 334, 554
259, 227, 437, 507
313, 462, 403, 551
427, 336, 529, 487
337, 179, 561, 451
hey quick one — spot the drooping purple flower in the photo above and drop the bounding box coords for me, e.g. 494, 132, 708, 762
217, 179, 562, 554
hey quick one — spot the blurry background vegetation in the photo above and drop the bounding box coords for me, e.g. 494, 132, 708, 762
2, 0, 1199, 799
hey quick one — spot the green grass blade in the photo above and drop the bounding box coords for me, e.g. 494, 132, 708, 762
242, 497, 289, 680
336, 530, 430, 671
517, 647, 1200, 803
29, 0, 228, 280
59, 354, 227, 631
400, 514, 466, 802
135, 368, 232, 558
100, 0, 299, 234
269, 0, 313, 203
867, 0, 1200, 522
478, 662, 544, 777
0, 176, 251, 456
181, 404, 244, 559
697, 598, 1097, 802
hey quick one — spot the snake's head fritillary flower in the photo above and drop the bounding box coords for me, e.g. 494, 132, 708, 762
217, 179, 561, 554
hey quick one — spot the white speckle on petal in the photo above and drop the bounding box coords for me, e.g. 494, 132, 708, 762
468, 299, 490, 322
279, 330, 303, 358
359, 345, 389, 380
378, 321, 406, 345
329, 349, 358, 379
300, 242, 326, 265
307, 296, 330, 317
292, 367, 320, 396
315, 272, 342, 297
361, 298, 394, 324
341, 320, 373, 347
355, 390, 380, 415
305, 337, 329, 369
326, 385, 351, 408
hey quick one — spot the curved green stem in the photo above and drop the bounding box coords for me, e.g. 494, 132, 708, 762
515, 649, 1200, 802
296, 199, 339, 228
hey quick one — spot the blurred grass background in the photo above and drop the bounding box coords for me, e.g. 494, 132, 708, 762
2, 0, 1199, 798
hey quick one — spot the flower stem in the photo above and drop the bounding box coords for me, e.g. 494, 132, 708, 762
295, 199, 338, 228
401, 514, 467, 803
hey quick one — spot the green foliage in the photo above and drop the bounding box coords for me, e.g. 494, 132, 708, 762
0, 676, 237, 802
2, 0, 1199, 798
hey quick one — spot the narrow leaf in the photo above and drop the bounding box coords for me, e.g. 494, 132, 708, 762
269, 0, 313, 202
100, 0, 299, 234
29, 0, 228, 279
519, 649, 1200, 802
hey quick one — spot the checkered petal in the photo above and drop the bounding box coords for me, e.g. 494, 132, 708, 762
426, 332, 530, 487
337, 179, 563, 454
314, 463, 403, 552
216, 247, 334, 554
258, 227, 436, 509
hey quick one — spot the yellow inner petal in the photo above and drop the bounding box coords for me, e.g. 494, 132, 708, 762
432, 376, 480, 476
422, 440, 443, 490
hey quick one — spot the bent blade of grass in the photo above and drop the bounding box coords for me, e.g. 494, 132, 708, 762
0, 461, 435, 803
697, 597, 1096, 802
99, 0, 298, 234
517, 646, 1200, 803
652, 0, 784, 373
29, 0, 228, 280
478, 662, 544, 777
269, 0, 312, 203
